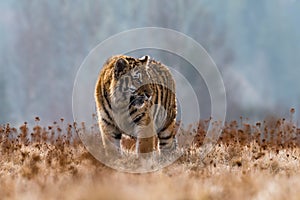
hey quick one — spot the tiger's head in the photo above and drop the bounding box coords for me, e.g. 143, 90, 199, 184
110, 55, 153, 109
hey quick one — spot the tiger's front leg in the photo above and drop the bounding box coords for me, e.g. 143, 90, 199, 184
133, 102, 158, 158
99, 121, 122, 156
134, 122, 157, 155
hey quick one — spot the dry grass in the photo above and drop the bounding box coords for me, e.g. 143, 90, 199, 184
1, 112, 300, 200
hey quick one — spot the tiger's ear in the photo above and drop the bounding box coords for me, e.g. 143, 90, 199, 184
114, 58, 127, 78
138, 55, 150, 63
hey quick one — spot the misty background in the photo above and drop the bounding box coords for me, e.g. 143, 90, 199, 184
1, 0, 300, 126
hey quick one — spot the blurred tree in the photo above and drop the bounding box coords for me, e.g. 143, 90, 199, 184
9, 0, 235, 124
4, 0, 298, 124
0, 61, 10, 124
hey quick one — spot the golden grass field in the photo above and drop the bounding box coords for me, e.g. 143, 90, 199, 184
1, 113, 300, 200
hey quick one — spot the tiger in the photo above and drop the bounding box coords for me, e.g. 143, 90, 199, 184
94, 55, 177, 156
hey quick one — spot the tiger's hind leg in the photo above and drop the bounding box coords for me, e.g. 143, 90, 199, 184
157, 121, 177, 153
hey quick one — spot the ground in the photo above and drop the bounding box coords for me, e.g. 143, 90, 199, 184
1, 116, 300, 200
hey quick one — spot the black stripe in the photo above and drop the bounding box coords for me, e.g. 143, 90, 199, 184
129, 108, 138, 115
97, 85, 113, 122
159, 142, 168, 146
126, 57, 135, 63
152, 91, 158, 122
158, 133, 172, 140
164, 89, 173, 127
160, 85, 164, 104
129, 96, 135, 107
103, 104, 113, 121
163, 86, 168, 108
102, 117, 113, 126
158, 125, 167, 133
154, 85, 162, 124
112, 133, 122, 140
154, 90, 158, 105
133, 113, 145, 124
160, 85, 167, 105
103, 90, 111, 109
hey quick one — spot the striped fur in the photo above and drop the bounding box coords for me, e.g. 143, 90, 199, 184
95, 55, 177, 155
